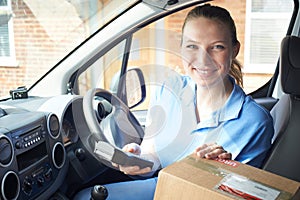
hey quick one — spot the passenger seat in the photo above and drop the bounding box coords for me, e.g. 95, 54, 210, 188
262, 35, 300, 182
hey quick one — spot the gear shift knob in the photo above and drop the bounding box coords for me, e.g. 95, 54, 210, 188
90, 185, 108, 200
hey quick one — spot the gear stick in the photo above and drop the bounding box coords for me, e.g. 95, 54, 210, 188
90, 185, 108, 200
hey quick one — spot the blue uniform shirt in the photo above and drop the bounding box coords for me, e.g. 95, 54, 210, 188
143, 75, 274, 168
73, 75, 275, 200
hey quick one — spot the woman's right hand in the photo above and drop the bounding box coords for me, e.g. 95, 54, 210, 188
113, 143, 152, 175
122, 143, 141, 155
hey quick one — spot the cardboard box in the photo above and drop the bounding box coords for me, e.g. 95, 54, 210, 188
154, 155, 300, 200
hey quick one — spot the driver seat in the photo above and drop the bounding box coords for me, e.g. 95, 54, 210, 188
262, 35, 300, 182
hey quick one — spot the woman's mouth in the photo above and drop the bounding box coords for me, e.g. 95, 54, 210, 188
193, 67, 217, 77
195, 68, 209, 74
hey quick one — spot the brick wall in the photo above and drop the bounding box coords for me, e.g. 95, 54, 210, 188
1, 1, 46, 96
0, 1, 84, 97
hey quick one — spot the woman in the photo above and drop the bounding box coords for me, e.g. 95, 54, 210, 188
74, 4, 274, 200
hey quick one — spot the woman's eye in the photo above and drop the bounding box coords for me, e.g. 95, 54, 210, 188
213, 45, 225, 50
186, 44, 198, 49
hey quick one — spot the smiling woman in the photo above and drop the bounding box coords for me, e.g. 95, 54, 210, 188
74, 4, 274, 200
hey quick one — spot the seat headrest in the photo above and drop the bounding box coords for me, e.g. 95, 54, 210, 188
280, 36, 300, 96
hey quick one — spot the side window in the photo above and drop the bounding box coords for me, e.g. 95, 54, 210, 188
243, 0, 293, 93
127, 1, 294, 113
77, 1, 294, 105
0, 0, 16, 66
127, 18, 183, 111
77, 40, 126, 96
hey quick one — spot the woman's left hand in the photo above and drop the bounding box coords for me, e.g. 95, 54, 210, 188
194, 143, 232, 160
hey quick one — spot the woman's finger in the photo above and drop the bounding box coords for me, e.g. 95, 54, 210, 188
194, 143, 219, 157
204, 148, 226, 159
218, 152, 232, 160
194, 143, 231, 160
120, 165, 151, 175
112, 162, 119, 168
122, 143, 141, 155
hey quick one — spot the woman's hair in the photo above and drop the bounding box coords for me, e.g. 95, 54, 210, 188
182, 4, 243, 87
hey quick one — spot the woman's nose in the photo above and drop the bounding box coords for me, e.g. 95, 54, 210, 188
195, 48, 214, 67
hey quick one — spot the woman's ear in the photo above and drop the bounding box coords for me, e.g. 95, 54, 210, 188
232, 41, 240, 58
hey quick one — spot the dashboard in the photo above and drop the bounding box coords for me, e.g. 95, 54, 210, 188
0, 110, 65, 200
0, 95, 84, 200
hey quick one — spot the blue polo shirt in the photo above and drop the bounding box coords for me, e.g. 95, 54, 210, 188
143, 75, 274, 168
73, 75, 275, 200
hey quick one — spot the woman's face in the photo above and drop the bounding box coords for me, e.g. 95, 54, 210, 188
181, 17, 239, 88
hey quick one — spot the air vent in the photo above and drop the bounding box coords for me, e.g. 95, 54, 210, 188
0, 135, 13, 167
47, 113, 60, 139
52, 142, 66, 169
1, 171, 20, 200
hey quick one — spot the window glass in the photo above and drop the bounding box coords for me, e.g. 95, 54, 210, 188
77, 40, 126, 96
252, 0, 292, 12
249, 18, 289, 64
0, 23, 9, 56
0, 0, 8, 6
126, 19, 183, 111
0, 0, 137, 98
243, 0, 293, 93
0, 0, 15, 66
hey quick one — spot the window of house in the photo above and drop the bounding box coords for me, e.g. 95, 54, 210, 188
0, 0, 16, 66
244, 0, 293, 74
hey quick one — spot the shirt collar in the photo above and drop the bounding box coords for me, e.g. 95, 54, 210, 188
195, 76, 246, 129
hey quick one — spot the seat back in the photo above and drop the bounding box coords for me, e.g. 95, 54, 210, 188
262, 36, 300, 182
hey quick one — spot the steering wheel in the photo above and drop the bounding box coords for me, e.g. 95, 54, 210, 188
81, 88, 144, 154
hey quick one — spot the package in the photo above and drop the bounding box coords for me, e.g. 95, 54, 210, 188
154, 155, 300, 200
